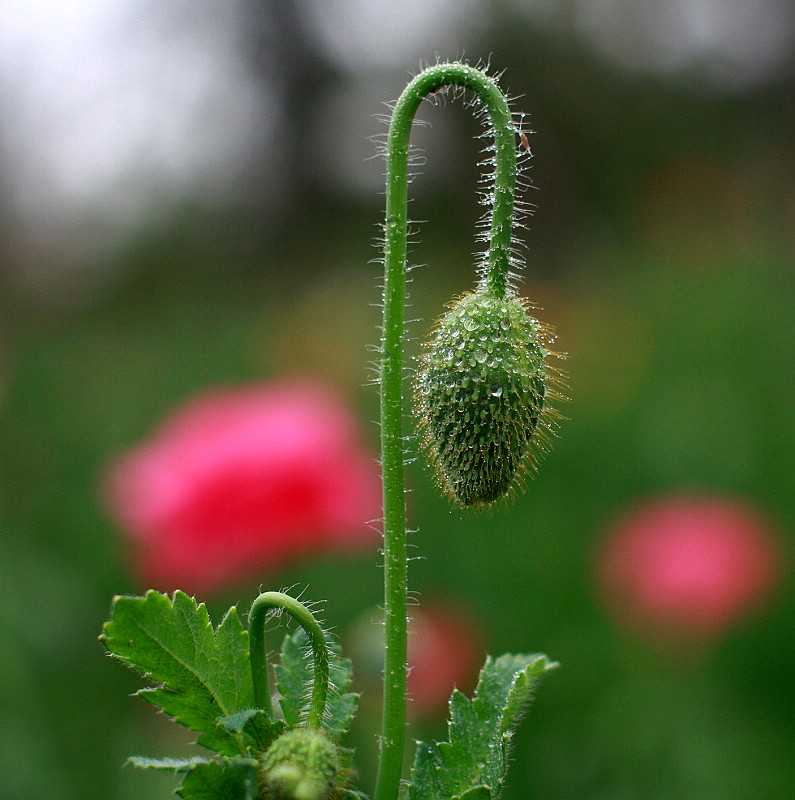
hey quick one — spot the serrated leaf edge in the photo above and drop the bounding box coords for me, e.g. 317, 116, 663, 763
100, 590, 256, 755
408, 652, 555, 800
127, 755, 213, 771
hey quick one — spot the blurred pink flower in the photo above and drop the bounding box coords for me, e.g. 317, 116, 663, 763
597, 495, 782, 640
406, 605, 481, 716
105, 379, 382, 594
347, 603, 481, 720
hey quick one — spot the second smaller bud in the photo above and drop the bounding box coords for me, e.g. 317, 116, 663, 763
258, 728, 341, 800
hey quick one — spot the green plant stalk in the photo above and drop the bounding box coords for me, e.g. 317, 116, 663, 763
376, 63, 518, 800
249, 591, 330, 729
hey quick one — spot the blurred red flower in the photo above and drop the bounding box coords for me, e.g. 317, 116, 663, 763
348, 604, 481, 719
406, 605, 481, 715
105, 379, 382, 594
597, 495, 782, 640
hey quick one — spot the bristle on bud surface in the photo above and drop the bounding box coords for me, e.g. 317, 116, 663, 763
413, 289, 554, 507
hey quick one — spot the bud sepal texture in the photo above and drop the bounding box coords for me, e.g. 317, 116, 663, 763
258, 728, 343, 800
414, 288, 557, 507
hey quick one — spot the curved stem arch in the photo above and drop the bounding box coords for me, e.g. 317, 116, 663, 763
249, 591, 330, 730
376, 63, 519, 800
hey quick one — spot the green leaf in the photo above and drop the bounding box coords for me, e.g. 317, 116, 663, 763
129, 754, 259, 799
275, 628, 359, 740
218, 708, 286, 753
175, 757, 259, 800
127, 755, 213, 771
457, 788, 491, 800
99, 590, 255, 755
274, 629, 305, 728
408, 652, 557, 800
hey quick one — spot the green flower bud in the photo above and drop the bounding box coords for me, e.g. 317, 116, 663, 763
258, 728, 341, 800
413, 289, 555, 507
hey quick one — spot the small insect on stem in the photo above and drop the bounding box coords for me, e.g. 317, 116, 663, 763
519, 130, 530, 152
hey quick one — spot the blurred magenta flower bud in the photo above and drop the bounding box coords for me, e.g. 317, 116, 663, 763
104, 379, 382, 594
597, 495, 782, 641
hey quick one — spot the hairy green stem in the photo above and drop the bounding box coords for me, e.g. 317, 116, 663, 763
249, 591, 330, 729
375, 62, 518, 800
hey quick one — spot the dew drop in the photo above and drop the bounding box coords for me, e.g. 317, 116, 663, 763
475, 348, 487, 363
491, 384, 503, 398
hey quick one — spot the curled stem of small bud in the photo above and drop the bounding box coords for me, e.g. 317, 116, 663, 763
249, 591, 330, 729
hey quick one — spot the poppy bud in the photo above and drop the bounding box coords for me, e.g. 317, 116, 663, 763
414, 289, 553, 507
258, 728, 341, 800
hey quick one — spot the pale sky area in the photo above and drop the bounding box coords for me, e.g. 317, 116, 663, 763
0, 0, 791, 282
0, 0, 270, 237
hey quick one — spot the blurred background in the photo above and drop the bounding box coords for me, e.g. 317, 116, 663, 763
1, 0, 794, 798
